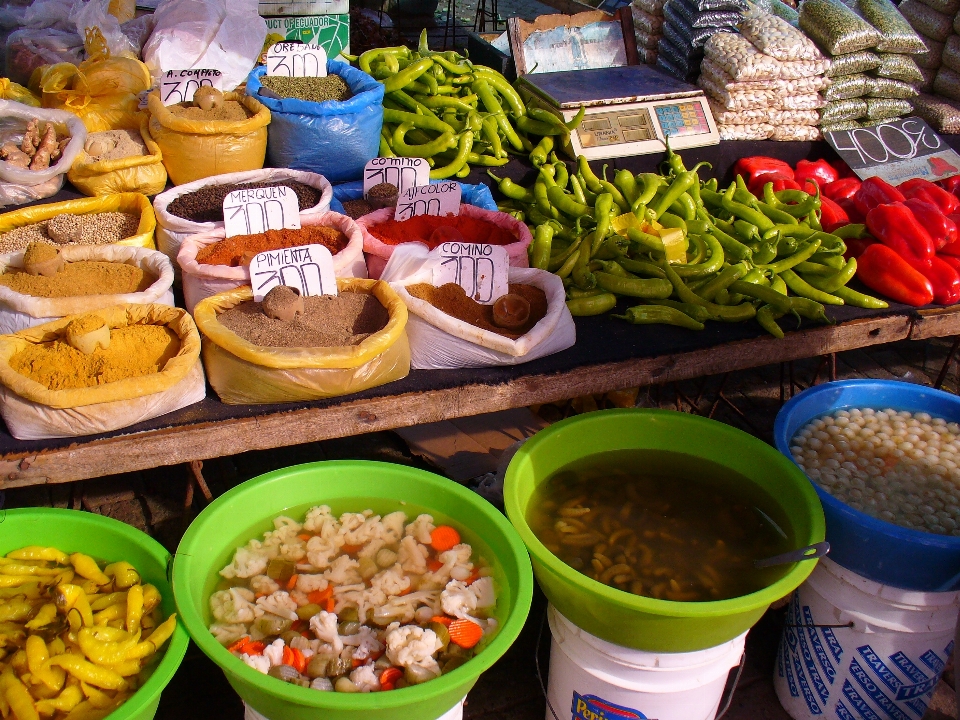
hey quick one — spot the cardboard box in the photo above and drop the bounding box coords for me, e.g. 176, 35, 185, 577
260, 0, 349, 15
263, 15, 350, 57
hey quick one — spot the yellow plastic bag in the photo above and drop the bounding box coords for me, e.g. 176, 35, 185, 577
147, 91, 271, 186
67, 117, 167, 196
108, 0, 136, 24
0, 193, 157, 250
0, 78, 40, 107
39, 53, 152, 133
0, 304, 206, 439
194, 279, 410, 404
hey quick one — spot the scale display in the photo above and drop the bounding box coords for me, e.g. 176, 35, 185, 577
517, 66, 719, 160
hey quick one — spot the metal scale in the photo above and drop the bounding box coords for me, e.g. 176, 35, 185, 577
516, 65, 720, 161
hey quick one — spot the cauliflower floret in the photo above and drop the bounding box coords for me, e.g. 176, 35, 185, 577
304, 505, 341, 538
306, 535, 343, 570
385, 624, 442, 672
398, 536, 429, 574
358, 537, 386, 560
289, 589, 310, 607
210, 623, 248, 646
242, 653, 271, 674
339, 511, 384, 546
210, 587, 258, 624
405, 514, 436, 544
441, 580, 478, 620
372, 590, 440, 625
249, 575, 280, 597
309, 611, 343, 654
295, 574, 329, 594
263, 638, 286, 667
350, 662, 381, 692
219, 539, 275, 579
256, 591, 299, 621
342, 625, 385, 662
470, 577, 496, 609
424, 543, 474, 587
324, 555, 362, 585
371, 564, 412, 597
381, 511, 407, 543
262, 516, 307, 562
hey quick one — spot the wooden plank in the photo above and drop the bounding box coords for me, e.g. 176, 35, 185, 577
910, 306, 960, 339
0, 312, 916, 489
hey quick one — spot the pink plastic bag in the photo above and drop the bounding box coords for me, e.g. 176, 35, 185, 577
356, 205, 533, 279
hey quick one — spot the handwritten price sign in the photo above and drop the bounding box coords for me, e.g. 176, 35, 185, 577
160, 69, 222, 106
266, 42, 327, 77
431, 242, 509, 304
223, 185, 301, 238
396, 181, 461, 221
824, 117, 960, 183
363, 157, 429, 197
250, 244, 338, 301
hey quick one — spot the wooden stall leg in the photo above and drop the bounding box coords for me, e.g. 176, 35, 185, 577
934, 336, 960, 390
708, 373, 730, 419
830, 353, 837, 382
183, 460, 213, 511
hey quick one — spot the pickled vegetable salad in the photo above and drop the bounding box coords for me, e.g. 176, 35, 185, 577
209, 508, 497, 692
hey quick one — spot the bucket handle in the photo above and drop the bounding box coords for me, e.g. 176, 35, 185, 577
534, 609, 747, 720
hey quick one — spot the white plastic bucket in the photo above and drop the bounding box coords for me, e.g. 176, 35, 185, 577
774, 557, 960, 720
243, 696, 467, 720
546, 605, 746, 720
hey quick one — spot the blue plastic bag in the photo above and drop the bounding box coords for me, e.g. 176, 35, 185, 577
329, 180, 498, 214
247, 61, 384, 183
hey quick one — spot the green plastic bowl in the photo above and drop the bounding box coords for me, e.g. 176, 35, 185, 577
0, 508, 189, 720
504, 408, 826, 653
172, 460, 534, 720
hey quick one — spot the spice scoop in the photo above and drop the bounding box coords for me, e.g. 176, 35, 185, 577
368, 182, 399, 210
262, 285, 305, 322
492, 293, 531, 329
64, 315, 110, 355
22, 242, 63, 277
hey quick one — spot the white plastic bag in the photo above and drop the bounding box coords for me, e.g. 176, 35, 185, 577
152, 168, 333, 269
0, 245, 175, 334
70, 0, 136, 58
177, 211, 367, 313
381, 244, 576, 369
142, 0, 267, 93
5, 27, 83, 86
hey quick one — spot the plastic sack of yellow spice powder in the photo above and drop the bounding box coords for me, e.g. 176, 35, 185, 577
0, 78, 39, 107
194, 279, 409, 405
0, 303, 204, 439
0, 244, 175, 334
147, 90, 271, 186
0, 192, 157, 250
67, 116, 167, 197
177, 211, 367, 314
381, 245, 575, 369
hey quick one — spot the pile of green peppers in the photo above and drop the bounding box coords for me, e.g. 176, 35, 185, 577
491, 144, 888, 338
354, 32, 584, 180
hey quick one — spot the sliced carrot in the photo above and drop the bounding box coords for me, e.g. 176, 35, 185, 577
379, 667, 402, 687
282, 645, 306, 673
430, 525, 461, 552
465, 571, 481, 586
430, 615, 453, 626
448, 619, 483, 649
341, 544, 363, 555
397, 586, 412, 596
381, 682, 396, 691
286, 574, 299, 590
325, 597, 335, 613
228, 636, 251, 653
245, 641, 267, 656
297, 534, 312, 541
426, 558, 444, 572
307, 586, 333, 604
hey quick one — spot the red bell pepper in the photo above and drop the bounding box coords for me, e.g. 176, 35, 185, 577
838, 197, 865, 224
939, 175, 960, 196
866, 202, 935, 263
898, 177, 960, 216
795, 159, 839, 189
820, 195, 850, 233
747, 172, 800, 197
938, 253, 960, 274
844, 237, 875, 259
823, 177, 862, 203
854, 177, 906, 218
734, 156, 794, 185
857, 244, 934, 307
903, 198, 958, 250
904, 253, 960, 304
943, 212, 960, 256
830, 158, 856, 179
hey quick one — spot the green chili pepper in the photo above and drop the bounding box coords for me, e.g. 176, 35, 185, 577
652, 171, 697, 220
516, 116, 567, 135
658, 212, 687, 232
547, 186, 590, 218
814, 258, 857, 292
757, 304, 787, 339
661, 261, 757, 321
808, 232, 846, 254
549, 237, 582, 272
779, 225, 817, 238
811, 252, 845, 269
760, 239, 823, 274
634, 174, 662, 209
806, 210, 822, 231
646, 298, 712, 323
382, 108, 455, 135
685, 233, 707, 265
698, 262, 748, 302
614, 305, 705, 330
770, 274, 788, 296
664, 138, 686, 175
794, 261, 835, 276
533, 180, 559, 220
626, 227, 665, 254
732, 219, 760, 243
392, 123, 456, 157
359, 46, 411, 75
572, 236, 596, 290
387, 89, 441, 120
531, 223, 554, 270
478, 116, 504, 159
432, 54, 472, 75
382, 57, 434, 94
826, 284, 888, 309
379, 131, 394, 158
722, 183, 775, 232
430, 131, 473, 179
530, 135, 553, 167
709, 227, 753, 263
568, 287, 606, 298
780, 269, 844, 305
619, 257, 666, 278
791, 296, 832, 323
553, 161, 569, 190
596, 181, 628, 213
615, 170, 639, 204
471, 69, 526, 117
832, 224, 868, 239
567, 293, 617, 316
556, 240, 583, 278
756, 201, 800, 226
578, 157, 603, 193
473, 79, 523, 150
595, 271, 673, 299
673, 234, 725, 277
686, 219, 710, 235
565, 106, 586, 130
729, 280, 794, 314
487, 172, 534, 203
591, 193, 614, 255
668, 193, 697, 221
700, 187, 725, 210
414, 94, 477, 113
465, 152, 508, 166
591, 260, 632, 277
570, 175, 587, 205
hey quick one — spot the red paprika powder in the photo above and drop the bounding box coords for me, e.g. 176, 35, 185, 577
368, 214, 518, 249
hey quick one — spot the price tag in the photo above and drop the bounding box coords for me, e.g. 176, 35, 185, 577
395, 181, 462, 221
250, 244, 338, 301
431, 243, 509, 304
266, 42, 327, 77
159, 69, 222, 106
223, 185, 302, 238
824, 117, 960, 183
363, 157, 429, 197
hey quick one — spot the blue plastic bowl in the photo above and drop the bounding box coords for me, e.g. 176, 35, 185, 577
774, 380, 960, 591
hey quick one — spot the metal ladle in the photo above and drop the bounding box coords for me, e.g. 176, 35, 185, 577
755, 541, 830, 569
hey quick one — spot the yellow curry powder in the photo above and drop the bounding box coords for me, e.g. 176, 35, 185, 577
65, 315, 105, 336
11, 324, 181, 390
0, 262, 152, 298
23, 242, 58, 264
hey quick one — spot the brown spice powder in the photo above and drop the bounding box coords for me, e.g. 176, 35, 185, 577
11, 324, 180, 390
196, 227, 349, 267
0, 262, 153, 298
167, 100, 252, 122
218, 291, 389, 348
406, 283, 548, 338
